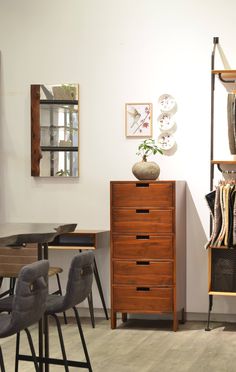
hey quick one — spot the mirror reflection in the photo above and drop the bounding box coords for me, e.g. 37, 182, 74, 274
31, 84, 79, 177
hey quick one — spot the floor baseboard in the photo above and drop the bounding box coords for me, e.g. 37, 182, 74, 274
61, 308, 236, 323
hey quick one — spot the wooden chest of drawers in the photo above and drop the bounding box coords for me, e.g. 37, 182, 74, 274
110, 180, 186, 331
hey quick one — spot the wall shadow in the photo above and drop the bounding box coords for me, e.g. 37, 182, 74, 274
186, 184, 209, 313
0, 52, 6, 221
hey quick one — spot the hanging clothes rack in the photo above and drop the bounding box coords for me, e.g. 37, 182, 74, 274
206, 37, 236, 331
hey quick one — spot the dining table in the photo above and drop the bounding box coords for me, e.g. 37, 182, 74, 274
0, 222, 77, 372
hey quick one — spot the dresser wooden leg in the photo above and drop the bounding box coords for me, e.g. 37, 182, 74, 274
111, 311, 117, 329
122, 313, 127, 322
173, 313, 178, 332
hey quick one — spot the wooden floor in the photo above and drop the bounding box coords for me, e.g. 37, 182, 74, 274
2, 317, 236, 371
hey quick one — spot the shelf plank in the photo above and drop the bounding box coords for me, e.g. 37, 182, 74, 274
209, 245, 230, 249
212, 160, 236, 165
41, 146, 78, 152
212, 69, 236, 75
209, 291, 236, 296
212, 70, 236, 92
40, 99, 78, 105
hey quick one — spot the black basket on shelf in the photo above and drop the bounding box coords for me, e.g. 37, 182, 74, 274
211, 248, 236, 292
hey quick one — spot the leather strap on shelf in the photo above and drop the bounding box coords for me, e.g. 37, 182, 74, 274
216, 43, 231, 70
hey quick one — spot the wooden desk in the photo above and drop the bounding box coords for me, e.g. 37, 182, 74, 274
48, 229, 110, 325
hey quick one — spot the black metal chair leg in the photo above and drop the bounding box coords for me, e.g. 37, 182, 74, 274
93, 258, 109, 320
38, 318, 44, 372
87, 291, 95, 328
205, 294, 213, 331
6, 278, 16, 315
0, 346, 6, 372
55, 273, 67, 324
73, 306, 93, 372
9, 277, 16, 296
24, 328, 40, 372
44, 314, 49, 372
50, 314, 69, 372
15, 332, 20, 372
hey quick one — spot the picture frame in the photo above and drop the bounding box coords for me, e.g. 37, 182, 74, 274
125, 103, 152, 137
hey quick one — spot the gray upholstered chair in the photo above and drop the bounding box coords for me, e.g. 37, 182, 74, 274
0, 252, 94, 371
0, 259, 49, 372
0, 243, 67, 324
45, 251, 94, 372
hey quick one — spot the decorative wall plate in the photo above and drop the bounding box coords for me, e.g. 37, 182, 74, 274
157, 132, 175, 150
157, 113, 175, 131
158, 94, 176, 112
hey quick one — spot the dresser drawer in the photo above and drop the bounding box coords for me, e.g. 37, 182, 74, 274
112, 209, 173, 233
113, 285, 173, 312
112, 235, 173, 259
113, 260, 173, 285
111, 182, 174, 208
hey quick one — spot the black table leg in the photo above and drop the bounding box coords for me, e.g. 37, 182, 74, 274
44, 315, 49, 372
43, 243, 48, 260
93, 258, 109, 320
37, 243, 44, 371
43, 243, 49, 371
38, 319, 44, 372
38, 243, 43, 260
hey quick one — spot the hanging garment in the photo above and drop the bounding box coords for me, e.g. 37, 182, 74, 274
205, 182, 236, 248
205, 189, 221, 248
224, 184, 231, 246
215, 185, 226, 247
233, 192, 236, 245
211, 186, 222, 246
204, 190, 216, 249
205, 190, 215, 216
227, 186, 236, 247
227, 93, 236, 154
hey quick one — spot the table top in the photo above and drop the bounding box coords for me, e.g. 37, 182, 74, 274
0, 223, 77, 246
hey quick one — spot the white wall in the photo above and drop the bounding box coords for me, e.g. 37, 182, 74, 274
0, 0, 236, 315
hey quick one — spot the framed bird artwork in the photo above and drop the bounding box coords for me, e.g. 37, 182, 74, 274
125, 103, 152, 137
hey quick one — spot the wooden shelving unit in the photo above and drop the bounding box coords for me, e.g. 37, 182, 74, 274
207, 38, 236, 330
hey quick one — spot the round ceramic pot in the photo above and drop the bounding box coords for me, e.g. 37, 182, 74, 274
132, 160, 160, 180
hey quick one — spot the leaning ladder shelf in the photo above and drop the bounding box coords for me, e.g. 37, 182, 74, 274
207, 38, 236, 331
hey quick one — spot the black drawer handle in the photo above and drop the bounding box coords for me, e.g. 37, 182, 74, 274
136, 261, 150, 265
136, 287, 150, 291
136, 209, 149, 214
136, 235, 150, 240
136, 183, 149, 188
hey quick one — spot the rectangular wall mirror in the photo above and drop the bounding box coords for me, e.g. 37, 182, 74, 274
31, 84, 79, 177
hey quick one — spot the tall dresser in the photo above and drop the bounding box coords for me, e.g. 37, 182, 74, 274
110, 180, 186, 331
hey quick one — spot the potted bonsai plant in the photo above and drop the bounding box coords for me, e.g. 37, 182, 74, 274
132, 138, 163, 180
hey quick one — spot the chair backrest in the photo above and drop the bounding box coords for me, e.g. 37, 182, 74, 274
8, 260, 49, 335
63, 252, 94, 310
